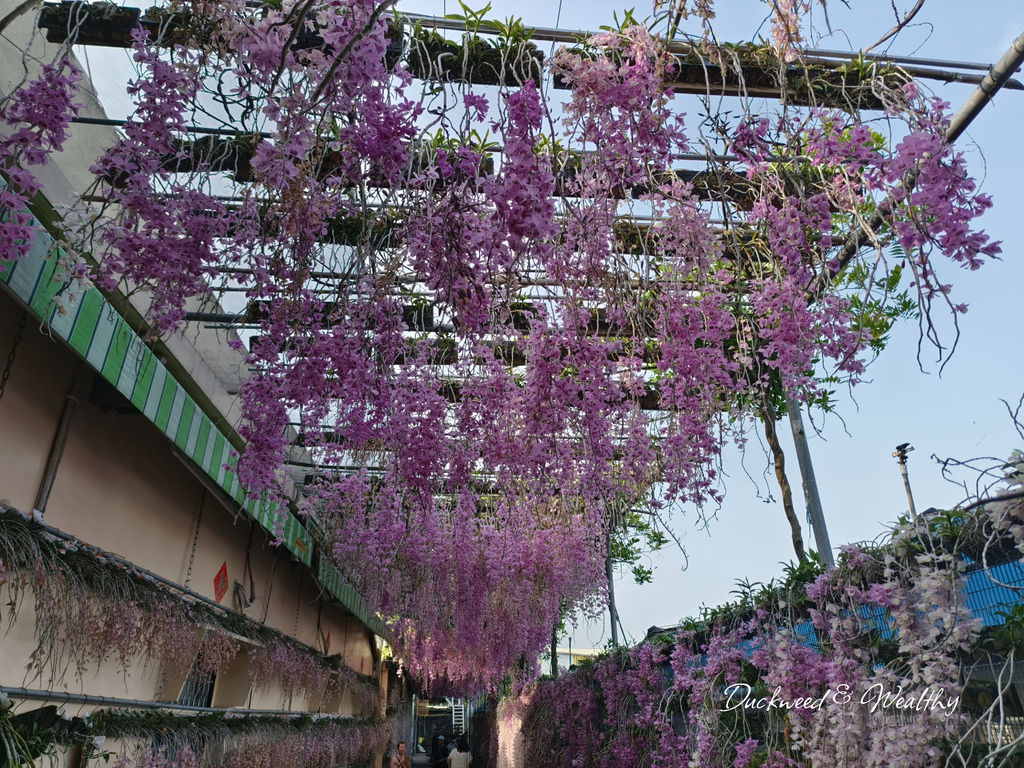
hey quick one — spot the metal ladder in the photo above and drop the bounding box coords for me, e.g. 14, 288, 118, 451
449, 697, 466, 735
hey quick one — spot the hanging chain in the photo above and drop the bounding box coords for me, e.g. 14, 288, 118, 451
0, 311, 28, 405
184, 488, 207, 589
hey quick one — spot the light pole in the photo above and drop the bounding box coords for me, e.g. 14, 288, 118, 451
892, 443, 918, 520
785, 392, 834, 567
606, 529, 619, 647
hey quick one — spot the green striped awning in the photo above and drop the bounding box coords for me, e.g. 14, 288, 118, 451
0, 195, 312, 566
317, 558, 387, 638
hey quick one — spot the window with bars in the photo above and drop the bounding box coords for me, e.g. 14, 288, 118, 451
177, 662, 216, 708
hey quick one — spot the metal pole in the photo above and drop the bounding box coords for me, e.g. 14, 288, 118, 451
411, 694, 418, 756
892, 443, 918, 521
34, 363, 87, 517
0, 685, 346, 717
944, 31, 1024, 144
784, 392, 834, 567
606, 530, 619, 647
550, 625, 558, 677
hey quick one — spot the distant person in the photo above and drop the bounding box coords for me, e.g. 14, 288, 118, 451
432, 735, 448, 768
447, 735, 472, 768
390, 741, 410, 768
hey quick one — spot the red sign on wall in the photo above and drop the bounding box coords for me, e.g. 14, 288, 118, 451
214, 562, 229, 603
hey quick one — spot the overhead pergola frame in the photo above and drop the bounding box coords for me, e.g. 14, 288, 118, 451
47, 1, 1021, 333
28, 0, 1024, 638
17, 0, 1023, 696
39, 1, 1022, 96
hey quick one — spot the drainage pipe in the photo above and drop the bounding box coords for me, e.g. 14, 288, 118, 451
33, 363, 87, 517
0, 686, 348, 718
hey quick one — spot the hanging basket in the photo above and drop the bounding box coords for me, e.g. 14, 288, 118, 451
39, 2, 141, 47
384, 19, 405, 71
163, 136, 257, 182
407, 31, 543, 87
406, 33, 461, 80
466, 43, 543, 87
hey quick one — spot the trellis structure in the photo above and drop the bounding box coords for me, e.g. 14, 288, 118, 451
3, 0, 1021, 699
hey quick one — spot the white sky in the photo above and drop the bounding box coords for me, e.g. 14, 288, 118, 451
74, 0, 1024, 651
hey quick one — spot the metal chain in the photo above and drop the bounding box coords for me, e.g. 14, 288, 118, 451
0, 311, 28, 404
184, 488, 207, 589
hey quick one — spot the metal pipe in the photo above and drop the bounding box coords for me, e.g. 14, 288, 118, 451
0, 686, 350, 717
69, 116, 274, 139
945, 30, 1024, 143
33, 363, 88, 517
401, 11, 1013, 86
550, 625, 558, 677
802, 48, 999, 72
892, 443, 919, 521
606, 528, 619, 648
800, 61, 1023, 91
184, 311, 250, 324
73, 116, 740, 164
400, 11, 1016, 78
784, 392, 834, 567
411, 694, 418, 753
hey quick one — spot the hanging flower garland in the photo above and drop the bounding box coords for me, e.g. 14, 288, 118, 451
0, 508, 379, 710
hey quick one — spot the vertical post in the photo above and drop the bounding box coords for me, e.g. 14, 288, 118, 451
411, 694, 418, 757
784, 392, 834, 567
35, 363, 88, 517
892, 443, 918, 520
550, 625, 558, 677
606, 529, 619, 647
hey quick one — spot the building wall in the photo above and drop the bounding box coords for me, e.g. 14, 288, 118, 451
0, 288, 378, 712
0, 11, 394, 768
0, 6, 253, 440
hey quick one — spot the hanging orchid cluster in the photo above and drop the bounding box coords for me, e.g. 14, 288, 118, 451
0, 56, 81, 260
0, 509, 380, 712
499, 524, 995, 768
96, 710, 394, 768
0, 0, 1000, 689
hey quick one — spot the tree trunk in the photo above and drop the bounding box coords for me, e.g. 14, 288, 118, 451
762, 397, 806, 562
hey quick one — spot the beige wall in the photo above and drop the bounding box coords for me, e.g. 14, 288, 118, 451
0, 288, 379, 714
0, 296, 79, 512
